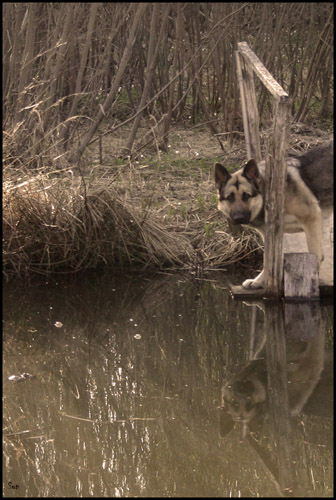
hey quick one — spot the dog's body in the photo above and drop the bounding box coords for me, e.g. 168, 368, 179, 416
215, 140, 333, 288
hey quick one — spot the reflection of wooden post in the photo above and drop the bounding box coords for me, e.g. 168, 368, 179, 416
236, 299, 326, 495
235, 42, 290, 298
264, 301, 296, 494
284, 301, 323, 415
284, 301, 321, 338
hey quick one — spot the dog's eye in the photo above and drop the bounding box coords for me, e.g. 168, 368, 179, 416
226, 193, 235, 202
242, 192, 251, 202
245, 401, 254, 411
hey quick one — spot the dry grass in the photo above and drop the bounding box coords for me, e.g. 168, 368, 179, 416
3, 172, 191, 277
3, 152, 263, 279
8, 119, 332, 279
3, 101, 266, 280
4, 119, 330, 280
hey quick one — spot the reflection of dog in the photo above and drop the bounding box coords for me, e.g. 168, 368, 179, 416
215, 140, 333, 289
219, 331, 325, 438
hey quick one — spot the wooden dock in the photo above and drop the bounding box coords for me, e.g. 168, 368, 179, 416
230, 283, 333, 301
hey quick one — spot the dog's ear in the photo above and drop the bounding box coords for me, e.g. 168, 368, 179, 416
215, 163, 231, 186
243, 159, 260, 181
243, 160, 262, 191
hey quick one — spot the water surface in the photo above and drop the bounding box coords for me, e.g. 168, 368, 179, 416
3, 271, 333, 497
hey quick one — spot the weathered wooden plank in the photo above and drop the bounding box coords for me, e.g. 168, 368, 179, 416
230, 282, 332, 300
235, 51, 252, 157
283, 253, 320, 300
244, 63, 262, 161
235, 50, 261, 161
237, 42, 289, 102
229, 284, 265, 299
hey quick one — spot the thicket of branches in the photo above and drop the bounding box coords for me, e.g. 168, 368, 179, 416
3, 2, 334, 170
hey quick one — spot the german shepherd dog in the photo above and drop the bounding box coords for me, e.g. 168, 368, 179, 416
215, 140, 333, 288
219, 327, 326, 438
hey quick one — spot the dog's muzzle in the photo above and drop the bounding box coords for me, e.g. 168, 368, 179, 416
231, 211, 251, 224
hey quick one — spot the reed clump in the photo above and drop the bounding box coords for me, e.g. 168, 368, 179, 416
3, 169, 196, 277
3, 160, 262, 279
3, 118, 264, 280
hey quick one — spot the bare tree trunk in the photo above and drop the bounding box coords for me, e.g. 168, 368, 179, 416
294, 12, 333, 122
206, 6, 227, 127
3, 4, 26, 120
75, 2, 148, 161
161, 2, 183, 151
184, 17, 224, 150
42, 3, 75, 130
15, 3, 38, 121
123, 3, 169, 155
319, 64, 332, 118
59, 3, 99, 146
3, 3, 334, 171
102, 5, 131, 91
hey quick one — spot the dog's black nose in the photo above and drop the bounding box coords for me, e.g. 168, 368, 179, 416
232, 213, 250, 224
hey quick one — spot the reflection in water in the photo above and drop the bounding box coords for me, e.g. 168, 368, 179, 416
219, 300, 332, 496
3, 273, 333, 497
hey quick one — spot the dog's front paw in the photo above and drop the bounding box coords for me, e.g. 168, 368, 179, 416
242, 270, 265, 289
242, 278, 264, 289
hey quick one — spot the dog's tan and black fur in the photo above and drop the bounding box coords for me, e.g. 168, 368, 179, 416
215, 140, 333, 289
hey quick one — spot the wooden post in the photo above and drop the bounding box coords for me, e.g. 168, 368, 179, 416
263, 99, 291, 297
235, 51, 261, 161
283, 253, 320, 300
237, 42, 288, 99
236, 42, 291, 298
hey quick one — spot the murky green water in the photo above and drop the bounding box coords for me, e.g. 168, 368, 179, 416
3, 272, 333, 497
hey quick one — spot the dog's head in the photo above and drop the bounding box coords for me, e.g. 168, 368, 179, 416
219, 361, 267, 438
215, 160, 264, 225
